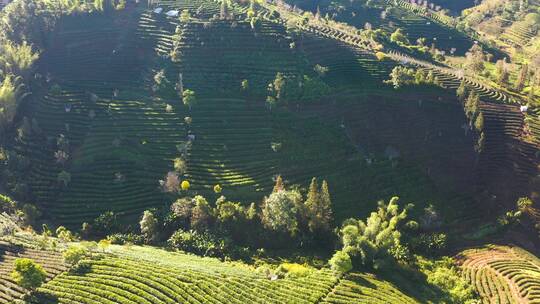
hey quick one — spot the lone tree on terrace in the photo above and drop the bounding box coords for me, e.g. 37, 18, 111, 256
182, 89, 197, 110
140, 210, 159, 243
11, 258, 47, 291
261, 188, 302, 235
465, 44, 485, 74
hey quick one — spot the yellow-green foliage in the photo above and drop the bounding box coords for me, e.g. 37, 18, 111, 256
0, 75, 17, 128
11, 258, 47, 290
417, 256, 479, 304
0, 193, 17, 211
63, 245, 88, 265
0, 41, 39, 76
278, 263, 313, 277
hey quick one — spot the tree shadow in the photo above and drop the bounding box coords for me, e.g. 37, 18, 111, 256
346, 273, 378, 290
25, 291, 59, 304
376, 265, 451, 303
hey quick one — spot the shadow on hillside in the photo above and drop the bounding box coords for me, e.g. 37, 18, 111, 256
347, 274, 378, 289
378, 266, 452, 303
26, 291, 59, 304
0, 242, 26, 264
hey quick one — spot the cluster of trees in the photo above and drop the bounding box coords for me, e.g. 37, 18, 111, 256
457, 82, 485, 152
88, 176, 335, 259
328, 197, 478, 303
164, 176, 334, 257
329, 197, 413, 273
388, 28, 444, 60
0, 41, 38, 138
385, 66, 440, 89
150, 68, 197, 109
461, 0, 538, 32
462, 43, 540, 103
0, 193, 41, 229
266, 69, 331, 108
329, 197, 454, 274
498, 196, 540, 237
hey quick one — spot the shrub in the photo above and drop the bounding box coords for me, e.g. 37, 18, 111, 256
11, 258, 47, 290
115, 0, 125, 10
139, 210, 159, 243
375, 52, 387, 61
411, 233, 448, 256
0, 194, 17, 212
418, 257, 479, 303
0, 75, 17, 129
190, 195, 212, 231
63, 245, 88, 266
21, 204, 40, 226
0, 41, 39, 76
329, 250, 353, 274
93, 211, 118, 236
313, 64, 329, 78
107, 233, 145, 245
275, 263, 312, 278
385, 66, 415, 89
161, 171, 180, 193
182, 89, 197, 109
180, 9, 190, 22
170, 197, 194, 222
173, 157, 187, 175
390, 28, 409, 45
49, 84, 62, 95
71, 260, 91, 274
168, 229, 231, 257
56, 226, 75, 241
181, 180, 190, 191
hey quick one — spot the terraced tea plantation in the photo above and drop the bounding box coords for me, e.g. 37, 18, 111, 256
0, 242, 66, 303
458, 245, 540, 304
33, 245, 422, 304
9, 0, 485, 227
1, 0, 540, 303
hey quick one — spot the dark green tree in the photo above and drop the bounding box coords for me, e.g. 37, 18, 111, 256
304, 178, 333, 233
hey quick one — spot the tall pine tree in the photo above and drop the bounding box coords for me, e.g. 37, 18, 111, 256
304, 178, 333, 233
320, 180, 333, 228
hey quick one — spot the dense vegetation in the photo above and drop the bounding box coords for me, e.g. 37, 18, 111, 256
1, 0, 539, 303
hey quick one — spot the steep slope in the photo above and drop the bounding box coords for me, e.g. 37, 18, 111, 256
6, 0, 491, 228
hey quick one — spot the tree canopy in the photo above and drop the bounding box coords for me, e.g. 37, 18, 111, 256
11, 258, 47, 290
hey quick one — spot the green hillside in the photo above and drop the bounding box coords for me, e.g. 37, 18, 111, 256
4, 0, 484, 228
1, 0, 540, 303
